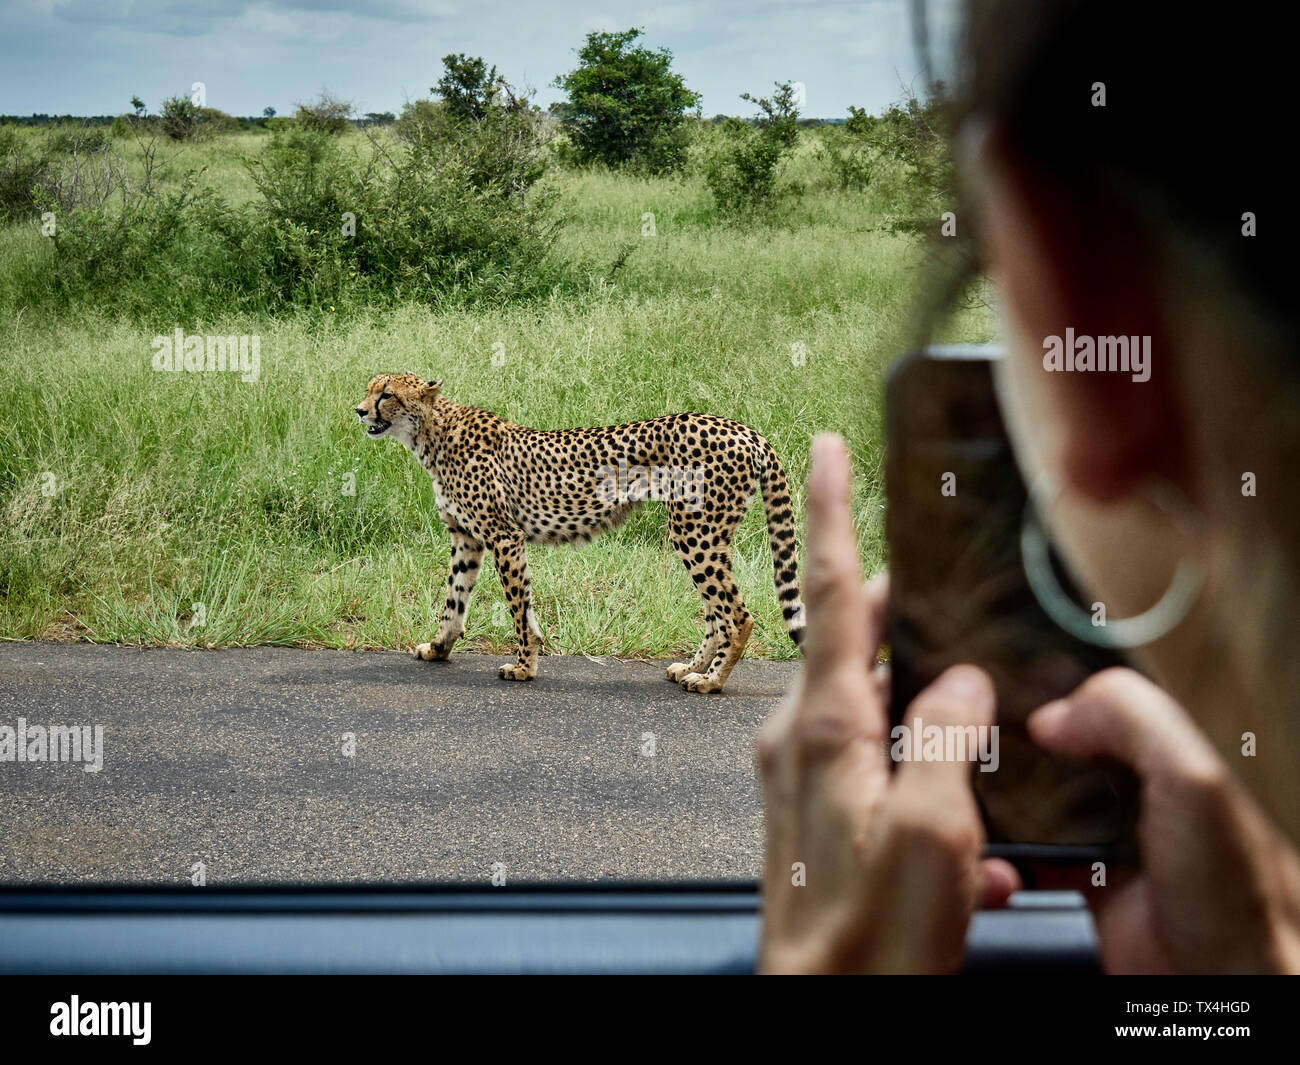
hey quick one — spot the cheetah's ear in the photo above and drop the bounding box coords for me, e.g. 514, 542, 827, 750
425, 378, 443, 394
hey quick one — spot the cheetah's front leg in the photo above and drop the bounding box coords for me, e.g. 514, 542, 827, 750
415, 532, 484, 661
491, 533, 541, 681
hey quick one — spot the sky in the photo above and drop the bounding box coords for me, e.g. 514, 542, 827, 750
0, 0, 931, 120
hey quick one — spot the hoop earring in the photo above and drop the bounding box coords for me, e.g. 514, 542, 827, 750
1020, 475, 1205, 649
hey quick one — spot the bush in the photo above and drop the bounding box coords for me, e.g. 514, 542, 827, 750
703, 120, 785, 215
1, 123, 139, 221
159, 95, 202, 141
862, 94, 952, 234
820, 134, 873, 191
741, 83, 800, 151
247, 127, 355, 235
393, 98, 446, 144
818, 112, 874, 192
37, 125, 135, 214
32, 124, 564, 319
46, 122, 112, 157
295, 92, 353, 135
196, 107, 244, 136
395, 100, 549, 198
36, 176, 243, 318
552, 28, 699, 173
249, 125, 559, 306
395, 54, 552, 198
0, 126, 49, 221
703, 84, 802, 217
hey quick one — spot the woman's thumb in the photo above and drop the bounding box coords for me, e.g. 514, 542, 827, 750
1027, 667, 1221, 783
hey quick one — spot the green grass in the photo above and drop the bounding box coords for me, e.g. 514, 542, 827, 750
0, 128, 992, 657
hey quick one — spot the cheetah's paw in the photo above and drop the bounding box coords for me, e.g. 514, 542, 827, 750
679, 671, 724, 694
666, 662, 693, 683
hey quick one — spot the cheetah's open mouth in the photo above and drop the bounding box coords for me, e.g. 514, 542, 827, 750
362, 416, 390, 436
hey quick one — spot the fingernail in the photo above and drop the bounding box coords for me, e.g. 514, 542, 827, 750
1027, 699, 1069, 735
812, 433, 841, 468
937, 664, 989, 698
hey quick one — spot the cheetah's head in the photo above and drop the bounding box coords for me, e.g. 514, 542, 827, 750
355, 374, 442, 443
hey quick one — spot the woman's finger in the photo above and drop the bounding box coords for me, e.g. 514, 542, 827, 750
979, 857, 1023, 909
865, 570, 889, 662
801, 433, 870, 679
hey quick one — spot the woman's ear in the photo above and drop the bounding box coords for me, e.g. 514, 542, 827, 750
958, 120, 1187, 505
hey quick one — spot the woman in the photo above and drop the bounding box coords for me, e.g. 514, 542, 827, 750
758, 0, 1300, 973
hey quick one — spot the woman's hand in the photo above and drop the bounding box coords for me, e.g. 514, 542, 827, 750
1029, 668, 1300, 973
757, 434, 1020, 974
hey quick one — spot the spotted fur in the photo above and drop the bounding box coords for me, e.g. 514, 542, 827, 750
355, 374, 805, 692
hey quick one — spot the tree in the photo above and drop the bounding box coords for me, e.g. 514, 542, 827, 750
740, 82, 801, 150
435, 53, 506, 122
263, 106, 277, 119
844, 105, 874, 138
552, 28, 699, 173
130, 96, 146, 118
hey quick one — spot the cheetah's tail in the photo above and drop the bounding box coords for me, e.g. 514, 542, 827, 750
757, 436, 806, 651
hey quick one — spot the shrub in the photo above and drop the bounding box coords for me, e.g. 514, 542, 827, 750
821, 140, 873, 191
863, 94, 952, 234
395, 101, 549, 197
393, 98, 447, 144
36, 175, 244, 318
396, 55, 552, 198
703, 120, 784, 215
818, 105, 878, 191
46, 122, 112, 157
294, 92, 353, 135
37, 125, 133, 214
159, 95, 202, 141
196, 107, 244, 136
1, 123, 140, 221
740, 82, 800, 151
703, 83, 802, 217
0, 126, 49, 221
552, 28, 699, 173
33, 123, 564, 319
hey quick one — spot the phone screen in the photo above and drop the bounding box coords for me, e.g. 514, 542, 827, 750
884, 346, 1139, 860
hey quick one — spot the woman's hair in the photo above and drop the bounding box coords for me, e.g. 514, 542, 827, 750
922, 0, 1292, 352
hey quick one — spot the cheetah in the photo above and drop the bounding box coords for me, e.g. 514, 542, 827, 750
355, 374, 805, 693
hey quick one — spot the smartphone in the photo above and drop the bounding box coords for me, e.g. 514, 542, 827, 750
884, 345, 1139, 865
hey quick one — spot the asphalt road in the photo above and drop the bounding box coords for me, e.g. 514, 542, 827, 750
0, 644, 797, 887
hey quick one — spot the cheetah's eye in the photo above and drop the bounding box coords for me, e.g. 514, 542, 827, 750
379, 392, 392, 402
